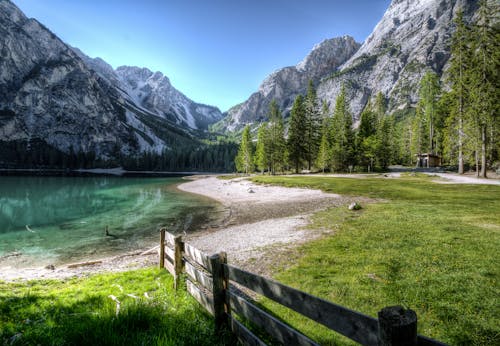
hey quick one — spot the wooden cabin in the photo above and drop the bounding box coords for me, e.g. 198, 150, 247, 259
415, 153, 441, 168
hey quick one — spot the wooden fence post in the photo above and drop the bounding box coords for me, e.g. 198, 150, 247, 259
210, 252, 228, 334
378, 306, 417, 346
174, 235, 184, 290
159, 228, 165, 269
221, 252, 230, 318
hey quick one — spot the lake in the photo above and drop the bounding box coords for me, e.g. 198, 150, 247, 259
0, 176, 220, 269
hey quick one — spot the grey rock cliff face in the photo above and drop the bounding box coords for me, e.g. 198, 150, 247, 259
0, 0, 222, 160
317, 0, 478, 121
221, 36, 361, 131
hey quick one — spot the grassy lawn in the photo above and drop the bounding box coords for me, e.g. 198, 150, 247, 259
0, 268, 234, 346
251, 174, 499, 346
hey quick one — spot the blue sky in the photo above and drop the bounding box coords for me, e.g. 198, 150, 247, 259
14, 0, 391, 112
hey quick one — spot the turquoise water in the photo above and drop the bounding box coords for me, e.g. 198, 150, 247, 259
0, 176, 220, 268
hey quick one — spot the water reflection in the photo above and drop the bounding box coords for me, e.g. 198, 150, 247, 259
0, 177, 132, 232
0, 176, 219, 268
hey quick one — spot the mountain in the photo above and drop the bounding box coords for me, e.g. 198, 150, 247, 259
317, 0, 479, 120
219, 0, 479, 131
0, 0, 222, 165
218, 36, 360, 131
72, 48, 222, 130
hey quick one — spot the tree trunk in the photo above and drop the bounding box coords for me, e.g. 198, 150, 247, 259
475, 151, 479, 177
458, 116, 464, 174
480, 125, 487, 178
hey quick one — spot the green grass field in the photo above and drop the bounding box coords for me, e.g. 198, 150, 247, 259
251, 174, 499, 345
0, 268, 233, 345
1, 174, 498, 345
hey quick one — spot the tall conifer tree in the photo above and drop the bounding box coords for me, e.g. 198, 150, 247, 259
468, 0, 499, 177
235, 125, 253, 174
330, 85, 354, 171
356, 101, 378, 171
254, 123, 268, 173
265, 100, 286, 174
303, 80, 322, 170
288, 95, 306, 173
316, 101, 331, 172
446, 9, 471, 174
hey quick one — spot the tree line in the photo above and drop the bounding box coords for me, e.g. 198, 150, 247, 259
235, 0, 499, 176
0, 138, 237, 173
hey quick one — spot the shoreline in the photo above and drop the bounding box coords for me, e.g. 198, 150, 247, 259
178, 176, 353, 271
2, 172, 496, 281
0, 175, 352, 281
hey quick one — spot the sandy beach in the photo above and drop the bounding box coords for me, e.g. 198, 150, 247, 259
178, 176, 354, 273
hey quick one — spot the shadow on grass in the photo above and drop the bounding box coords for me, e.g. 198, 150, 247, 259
0, 291, 236, 346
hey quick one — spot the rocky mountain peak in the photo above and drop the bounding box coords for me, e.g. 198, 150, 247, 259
317, 0, 479, 119
221, 35, 361, 131
297, 35, 359, 72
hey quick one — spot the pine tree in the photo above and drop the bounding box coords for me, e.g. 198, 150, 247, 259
410, 72, 441, 167
265, 100, 286, 175
356, 101, 378, 172
315, 102, 331, 173
330, 85, 355, 171
418, 71, 441, 155
468, 0, 499, 177
303, 80, 322, 170
254, 123, 268, 174
376, 115, 395, 170
287, 95, 306, 173
446, 9, 471, 174
235, 125, 253, 174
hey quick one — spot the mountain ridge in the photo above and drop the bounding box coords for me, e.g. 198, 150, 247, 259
219, 0, 479, 131
0, 0, 222, 164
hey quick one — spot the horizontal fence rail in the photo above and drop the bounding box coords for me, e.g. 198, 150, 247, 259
158, 229, 448, 346
224, 264, 378, 345
229, 291, 319, 346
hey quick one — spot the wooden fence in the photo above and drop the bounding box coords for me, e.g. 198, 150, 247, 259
159, 228, 448, 346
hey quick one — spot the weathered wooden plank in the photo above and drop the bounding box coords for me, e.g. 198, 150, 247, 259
159, 229, 165, 269
224, 264, 378, 346
229, 291, 319, 346
185, 260, 213, 291
164, 257, 175, 277
210, 252, 228, 332
186, 279, 214, 316
184, 243, 212, 271
164, 230, 176, 246
417, 335, 449, 346
173, 235, 184, 290
229, 315, 267, 346
164, 245, 175, 261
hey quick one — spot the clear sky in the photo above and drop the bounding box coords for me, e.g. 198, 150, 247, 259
13, 0, 391, 112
